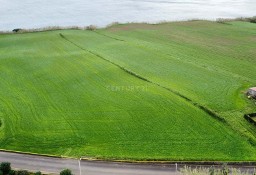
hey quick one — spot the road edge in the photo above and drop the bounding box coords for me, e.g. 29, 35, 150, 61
1, 149, 256, 166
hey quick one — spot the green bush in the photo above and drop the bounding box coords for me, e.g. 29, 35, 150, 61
12, 28, 22, 33
86, 25, 97, 31
17, 170, 29, 175
0, 162, 11, 174
209, 166, 215, 175
60, 169, 72, 175
0, 170, 3, 175
9, 170, 15, 175
34, 171, 42, 175
221, 163, 230, 175
249, 16, 256, 23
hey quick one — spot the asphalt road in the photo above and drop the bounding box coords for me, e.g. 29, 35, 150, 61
0, 151, 256, 175
0, 151, 179, 175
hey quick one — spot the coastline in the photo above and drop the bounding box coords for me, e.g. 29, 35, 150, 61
0, 16, 255, 34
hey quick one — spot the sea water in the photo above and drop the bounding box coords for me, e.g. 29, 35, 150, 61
0, 0, 255, 31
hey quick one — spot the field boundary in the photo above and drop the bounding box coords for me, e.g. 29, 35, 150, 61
1, 150, 256, 165
0, 149, 74, 159
80, 156, 256, 165
94, 31, 125, 41
0, 16, 255, 34
59, 33, 150, 83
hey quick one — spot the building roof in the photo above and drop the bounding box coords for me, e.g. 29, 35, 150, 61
249, 87, 256, 91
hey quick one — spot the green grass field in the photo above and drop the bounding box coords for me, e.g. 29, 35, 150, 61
0, 21, 256, 161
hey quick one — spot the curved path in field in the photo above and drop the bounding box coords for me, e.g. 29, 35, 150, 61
0, 151, 255, 175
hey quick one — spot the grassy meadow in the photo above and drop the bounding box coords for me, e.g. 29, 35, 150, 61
0, 21, 256, 160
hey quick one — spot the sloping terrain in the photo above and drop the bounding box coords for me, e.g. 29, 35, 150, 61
0, 21, 255, 160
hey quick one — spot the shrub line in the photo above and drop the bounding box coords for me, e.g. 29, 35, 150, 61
11, 167, 55, 175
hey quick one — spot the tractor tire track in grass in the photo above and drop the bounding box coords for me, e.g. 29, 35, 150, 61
59, 33, 227, 125
93, 31, 125, 42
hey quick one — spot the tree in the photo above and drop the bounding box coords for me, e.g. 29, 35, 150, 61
0, 162, 11, 175
249, 16, 256, 23
0, 170, 3, 175
60, 169, 72, 175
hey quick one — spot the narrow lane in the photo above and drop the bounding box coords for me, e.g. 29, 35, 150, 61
0, 151, 178, 175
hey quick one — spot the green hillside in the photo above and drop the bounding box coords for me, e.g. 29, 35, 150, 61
0, 21, 255, 160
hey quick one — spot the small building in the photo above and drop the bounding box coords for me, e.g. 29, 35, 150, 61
247, 87, 256, 99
